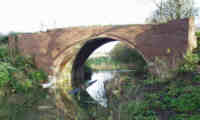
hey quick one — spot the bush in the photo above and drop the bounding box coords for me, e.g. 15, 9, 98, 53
0, 35, 8, 44
109, 43, 146, 65
109, 42, 147, 72
178, 52, 199, 73
0, 62, 12, 87
0, 45, 10, 62
0, 45, 47, 93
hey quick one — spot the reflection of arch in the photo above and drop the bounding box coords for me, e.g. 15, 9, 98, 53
71, 36, 147, 88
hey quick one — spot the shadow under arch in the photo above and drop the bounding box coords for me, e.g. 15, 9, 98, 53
71, 36, 148, 88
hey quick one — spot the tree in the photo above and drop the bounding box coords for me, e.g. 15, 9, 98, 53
146, 0, 199, 24
109, 42, 147, 71
0, 33, 8, 44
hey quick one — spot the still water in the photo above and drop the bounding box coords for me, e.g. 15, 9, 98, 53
86, 70, 134, 107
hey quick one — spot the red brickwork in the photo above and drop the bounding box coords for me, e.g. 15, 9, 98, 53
8, 17, 196, 74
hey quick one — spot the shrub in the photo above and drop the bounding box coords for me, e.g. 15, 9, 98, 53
0, 45, 10, 62
0, 62, 12, 87
178, 52, 199, 73
109, 43, 146, 66
0, 45, 47, 93
0, 35, 8, 44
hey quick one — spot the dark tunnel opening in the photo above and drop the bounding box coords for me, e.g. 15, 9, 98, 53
71, 37, 148, 88
71, 37, 116, 88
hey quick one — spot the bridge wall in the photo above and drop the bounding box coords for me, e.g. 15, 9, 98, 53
8, 17, 196, 76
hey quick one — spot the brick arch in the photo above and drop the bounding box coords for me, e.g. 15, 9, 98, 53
8, 17, 196, 77
70, 36, 148, 88
57, 33, 150, 74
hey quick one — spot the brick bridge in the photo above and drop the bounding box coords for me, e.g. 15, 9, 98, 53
8, 17, 196, 88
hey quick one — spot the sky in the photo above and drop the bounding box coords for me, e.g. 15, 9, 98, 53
1, 0, 199, 34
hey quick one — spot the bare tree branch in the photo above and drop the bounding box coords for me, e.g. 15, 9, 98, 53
146, 0, 199, 24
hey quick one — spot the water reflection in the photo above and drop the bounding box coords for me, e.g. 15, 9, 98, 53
86, 70, 134, 107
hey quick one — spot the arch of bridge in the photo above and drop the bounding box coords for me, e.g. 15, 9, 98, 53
8, 17, 196, 84
70, 36, 147, 87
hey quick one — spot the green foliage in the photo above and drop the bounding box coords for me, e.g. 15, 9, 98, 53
79, 68, 200, 120
194, 32, 200, 54
83, 64, 92, 81
110, 43, 146, 65
178, 52, 199, 73
79, 37, 200, 119
28, 70, 47, 81
120, 101, 158, 120
86, 57, 117, 66
0, 45, 47, 93
195, 32, 200, 37
0, 32, 19, 44
192, 74, 200, 82
85, 56, 122, 70
0, 62, 12, 87
177, 32, 200, 73
143, 75, 200, 119
0, 45, 10, 62
85, 42, 147, 72
0, 35, 9, 44
0, 43, 49, 120
142, 74, 166, 85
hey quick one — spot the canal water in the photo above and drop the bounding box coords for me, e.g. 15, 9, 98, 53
86, 70, 135, 107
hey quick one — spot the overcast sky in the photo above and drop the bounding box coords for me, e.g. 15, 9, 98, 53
1, 0, 200, 34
